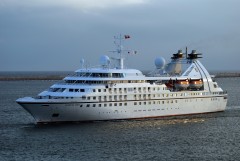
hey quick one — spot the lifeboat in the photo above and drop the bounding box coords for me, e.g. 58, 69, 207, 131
174, 79, 189, 89
165, 79, 174, 88
189, 79, 203, 89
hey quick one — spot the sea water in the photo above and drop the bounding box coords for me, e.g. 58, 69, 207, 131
0, 77, 240, 161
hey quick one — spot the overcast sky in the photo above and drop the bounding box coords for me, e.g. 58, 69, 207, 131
1, 0, 240, 71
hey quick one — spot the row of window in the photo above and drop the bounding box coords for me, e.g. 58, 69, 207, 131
134, 107, 180, 113
93, 87, 167, 93
73, 72, 125, 78
49, 88, 66, 92
49, 86, 167, 93
134, 100, 178, 105
50, 87, 223, 96
80, 92, 221, 101
79, 100, 178, 108
64, 80, 146, 84
80, 102, 128, 108
43, 93, 222, 101
42, 93, 223, 101
39, 96, 75, 99
82, 95, 128, 101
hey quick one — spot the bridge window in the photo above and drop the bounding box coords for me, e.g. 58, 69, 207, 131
80, 89, 85, 92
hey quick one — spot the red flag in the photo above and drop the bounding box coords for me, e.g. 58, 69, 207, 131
124, 35, 130, 39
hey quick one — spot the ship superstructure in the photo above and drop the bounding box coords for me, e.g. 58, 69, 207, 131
16, 35, 227, 123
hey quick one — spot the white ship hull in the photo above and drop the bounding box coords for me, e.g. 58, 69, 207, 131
17, 96, 227, 123
16, 36, 228, 124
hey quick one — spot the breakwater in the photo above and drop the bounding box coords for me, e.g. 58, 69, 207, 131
0, 71, 68, 81
213, 72, 240, 78
0, 76, 64, 81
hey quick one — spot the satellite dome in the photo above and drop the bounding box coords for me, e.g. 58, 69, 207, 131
155, 57, 166, 69
100, 55, 110, 66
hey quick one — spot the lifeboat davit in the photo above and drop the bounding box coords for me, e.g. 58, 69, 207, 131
175, 79, 189, 89
189, 79, 203, 89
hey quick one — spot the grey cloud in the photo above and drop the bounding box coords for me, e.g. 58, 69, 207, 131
0, 0, 240, 71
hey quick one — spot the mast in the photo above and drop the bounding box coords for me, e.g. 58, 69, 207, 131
185, 46, 188, 58
113, 34, 131, 69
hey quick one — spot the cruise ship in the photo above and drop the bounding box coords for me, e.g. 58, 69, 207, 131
16, 35, 228, 124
